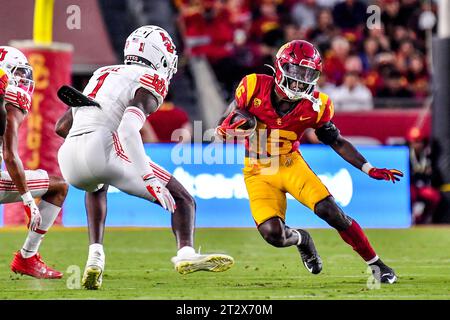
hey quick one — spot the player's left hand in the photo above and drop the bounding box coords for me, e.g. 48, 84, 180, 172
369, 168, 404, 183
24, 200, 42, 232
144, 175, 176, 213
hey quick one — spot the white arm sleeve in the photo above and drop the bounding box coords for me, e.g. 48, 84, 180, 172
117, 106, 154, 178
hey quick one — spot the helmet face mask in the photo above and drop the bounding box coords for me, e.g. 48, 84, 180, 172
0, 46, 35, 95
274, 40, 322, 103
278, 61, 320, 100
11, 65, 34, 95
123, 25, 178, 82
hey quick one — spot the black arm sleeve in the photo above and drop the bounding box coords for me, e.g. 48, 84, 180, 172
315, 121, 340, 145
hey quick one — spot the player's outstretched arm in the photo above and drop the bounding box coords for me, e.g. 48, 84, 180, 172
316, 121, 404, 183
55, 108, 73, 138
3, 105, 29, 194
3, 105, 42, 230
118, 88, 175, 213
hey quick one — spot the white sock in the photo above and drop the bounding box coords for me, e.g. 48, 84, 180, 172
21, 232, 44, 258
177, 246, 195, 258
366, 255, 380, 265
21, 200, 61, 258
87, 243, 105, 267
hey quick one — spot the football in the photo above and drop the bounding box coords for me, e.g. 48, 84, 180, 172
230, 108, 257, 131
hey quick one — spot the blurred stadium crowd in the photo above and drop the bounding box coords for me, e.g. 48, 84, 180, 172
174, 0, 437, 109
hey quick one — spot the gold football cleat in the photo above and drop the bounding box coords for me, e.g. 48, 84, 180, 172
172, 254, 234, 275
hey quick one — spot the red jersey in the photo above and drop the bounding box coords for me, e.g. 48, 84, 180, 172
234, 73, 334, 157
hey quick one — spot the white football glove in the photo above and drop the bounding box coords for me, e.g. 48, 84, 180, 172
143, 175, 176, 213
21, 192, 42, 232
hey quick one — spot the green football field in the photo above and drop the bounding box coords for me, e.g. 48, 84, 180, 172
0, 227, 449, 300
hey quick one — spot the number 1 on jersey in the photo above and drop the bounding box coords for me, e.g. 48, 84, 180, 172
88, 72, 109, 99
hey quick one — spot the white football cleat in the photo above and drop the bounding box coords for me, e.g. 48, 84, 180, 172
171, 253, 234, 275
82, 250, 105, 290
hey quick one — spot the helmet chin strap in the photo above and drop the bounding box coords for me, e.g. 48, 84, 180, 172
280, 86, 321, 112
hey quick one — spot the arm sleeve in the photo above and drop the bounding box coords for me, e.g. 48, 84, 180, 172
117, 106, 154, 178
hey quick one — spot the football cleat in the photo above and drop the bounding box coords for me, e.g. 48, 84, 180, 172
82, 265, 103, 290
370, 259, 397, 284
82, 250, 105, 290
171, 253, 234, 275
10, 251, 63, 279
296, 229, 323, 274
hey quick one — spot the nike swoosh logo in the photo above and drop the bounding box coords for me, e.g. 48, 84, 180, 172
304, 262, 314, 273
382, 273, 397, 284
300, 116, 311, 121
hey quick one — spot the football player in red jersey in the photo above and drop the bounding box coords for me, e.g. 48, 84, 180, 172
0, 46, 69, 279
217, 40, 403, 284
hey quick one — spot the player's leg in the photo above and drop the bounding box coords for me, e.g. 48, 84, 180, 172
314, 196, 397, 283
165, 177, 195, 249
103, 156, 233, 275
82, 184, 109, 290
283, 152, 396, 283
58, 132, 110, 288
6, 171, 68, 279
165, 176, 234, 274
243, 160, 322, 274
257, 217, 322, 274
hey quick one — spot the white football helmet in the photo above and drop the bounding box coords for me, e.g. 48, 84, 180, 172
0, 46, 34, 95
124, 25, 178, 82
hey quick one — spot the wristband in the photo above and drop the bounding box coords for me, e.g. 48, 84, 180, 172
361, 162, 374, 175
21, 191, 33, 204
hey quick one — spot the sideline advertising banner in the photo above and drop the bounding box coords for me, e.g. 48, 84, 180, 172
57, 143, 411, 228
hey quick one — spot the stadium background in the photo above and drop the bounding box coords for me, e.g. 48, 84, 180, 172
0, 0, 448, 227
0, 0, 449, 301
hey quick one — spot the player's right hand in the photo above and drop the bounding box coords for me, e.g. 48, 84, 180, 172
216, 112, 248, 139
23, 199, 42, 232
0, 68, 9, 96
143, 174, 176, 213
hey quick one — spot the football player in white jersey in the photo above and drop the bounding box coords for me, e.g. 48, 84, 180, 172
0, 66, 8, 135
56, 25, 234, 289
0, 46, 69, 279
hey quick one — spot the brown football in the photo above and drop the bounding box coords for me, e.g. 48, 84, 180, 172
230, 109, 257, 130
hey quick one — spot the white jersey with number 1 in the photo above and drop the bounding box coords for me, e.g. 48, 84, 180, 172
68, 64, 168, 137
58, 63, 172, 194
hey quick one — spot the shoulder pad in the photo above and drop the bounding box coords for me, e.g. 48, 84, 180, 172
137, 70, 168, 107
4, 86, 31, 113
235, 73, 258, 108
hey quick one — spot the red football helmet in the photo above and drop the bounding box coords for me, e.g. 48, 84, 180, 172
274, 40, 322, 102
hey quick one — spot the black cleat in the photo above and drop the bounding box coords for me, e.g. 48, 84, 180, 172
369, 259, 397, 284
296, 229, 322, 274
